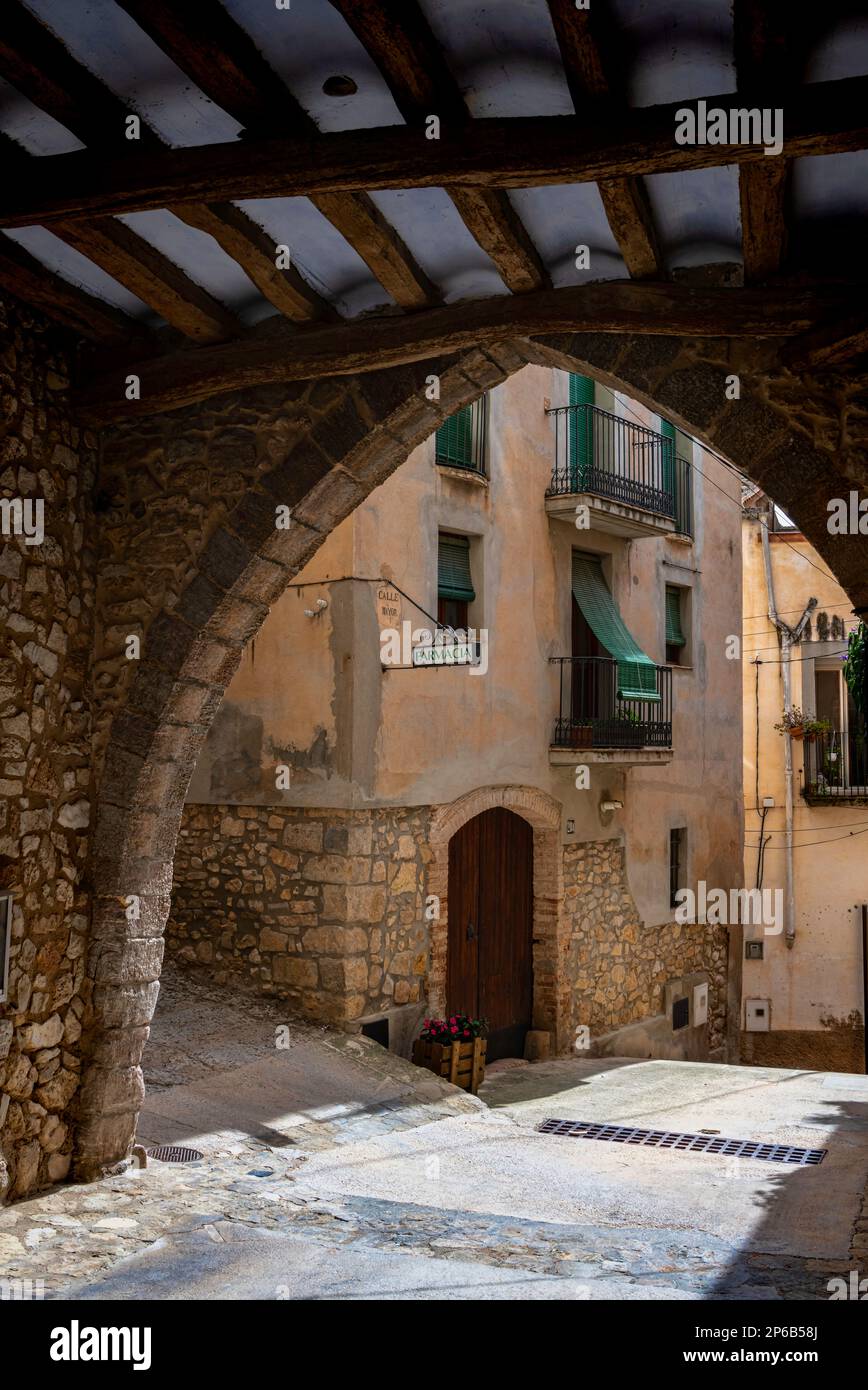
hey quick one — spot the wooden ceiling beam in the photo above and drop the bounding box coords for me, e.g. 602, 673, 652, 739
10, 74, 867, 225
785, 311, 868, 367
734, 1, 791, 282
330, 0, 549, 294
114, 0, 438, 309
546, 0, 664, 280
0, 0, 330, 325
75, 279, 858, 424
51, 216, 242, 345
0, 79, 241, 343
0, 232, 150, 345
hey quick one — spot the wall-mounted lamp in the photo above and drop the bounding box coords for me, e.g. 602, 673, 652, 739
303, 598, 329, 618
600, 800, 623, 814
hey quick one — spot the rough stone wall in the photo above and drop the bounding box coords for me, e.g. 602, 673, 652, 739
0, 300, 97, 1200
564, 840, 728, 1055
168, 803, 431, 1023
171, 808, 730, 1059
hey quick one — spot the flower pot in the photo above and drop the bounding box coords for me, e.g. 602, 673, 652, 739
569, 723, 593, 749
790, 727, 805, 740
412, 1036, 487, 1094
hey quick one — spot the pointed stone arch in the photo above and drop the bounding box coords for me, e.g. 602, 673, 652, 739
73, 330, 868, 1180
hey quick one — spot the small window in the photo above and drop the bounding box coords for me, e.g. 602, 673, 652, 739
438, 533, 474, 631
669, 827, 686, 909
435, 397, 488, 474
665, 585, 687, 665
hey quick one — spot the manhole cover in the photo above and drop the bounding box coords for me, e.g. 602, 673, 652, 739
146, 1145, 204, 1164
537, 1120, 826, 1166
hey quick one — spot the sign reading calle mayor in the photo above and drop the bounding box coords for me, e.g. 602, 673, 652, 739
412, 641, 479, 667
376, 583, 402, 628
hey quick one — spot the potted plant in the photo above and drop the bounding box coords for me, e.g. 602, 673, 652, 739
822, 745, 842, 787
773, 708, 831, 743
412, 1014, 488, 1094
569, 721, 593, 749
615, 707, 644, 746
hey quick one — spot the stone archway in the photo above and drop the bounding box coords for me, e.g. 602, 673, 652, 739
72, 329, 868, 1181
426, 786, 566, 1053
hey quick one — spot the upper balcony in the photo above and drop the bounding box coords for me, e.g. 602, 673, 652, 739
802, 730, 868, 804
549, 656, 674, 766
545, 403, 693, 540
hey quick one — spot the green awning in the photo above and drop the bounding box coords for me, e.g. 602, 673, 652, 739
571, 554, 660, 701
665, 586, 686, 647
438, 534, 475, 603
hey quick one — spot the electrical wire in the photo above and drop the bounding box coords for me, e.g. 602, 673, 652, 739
743, 648, 848, 665
745, 825, 868, 849
741, 641, 849, 655
743, 816, 868, 831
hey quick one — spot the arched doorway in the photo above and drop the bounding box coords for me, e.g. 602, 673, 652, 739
447, 807, 534, 1061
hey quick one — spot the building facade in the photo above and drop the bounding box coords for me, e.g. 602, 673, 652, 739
168, 365, 744, 1062
741, 491, 866, 1073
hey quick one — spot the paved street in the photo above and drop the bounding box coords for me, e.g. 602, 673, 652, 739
1, 968, 865, 1301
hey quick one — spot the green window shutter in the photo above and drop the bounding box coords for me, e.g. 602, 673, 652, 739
438, 533, 475, 602
568, 373, 594, 486
571, 554, 660, 701
436, 406, 474, 467
660, 417, 676, 505
665, 586, 686, 646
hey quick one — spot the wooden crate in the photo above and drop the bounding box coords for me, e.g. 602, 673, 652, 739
412, 1037, 487, 1094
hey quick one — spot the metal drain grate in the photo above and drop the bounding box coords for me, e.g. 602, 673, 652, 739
146, 1145, 203, 1164
537, 1120, 826, 1166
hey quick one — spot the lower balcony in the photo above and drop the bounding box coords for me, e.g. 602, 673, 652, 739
549, 656, 673, 765
802, 730, 868, 803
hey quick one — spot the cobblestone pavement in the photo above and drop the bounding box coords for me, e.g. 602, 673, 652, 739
1, 969, 866, 1300
1, 1151, 851, 1301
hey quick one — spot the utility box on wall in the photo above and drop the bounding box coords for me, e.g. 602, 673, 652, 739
693, 982, 709, 1027
745, 998, 771, 1032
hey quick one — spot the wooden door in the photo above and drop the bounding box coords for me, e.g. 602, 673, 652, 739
447, 808, 534, 1061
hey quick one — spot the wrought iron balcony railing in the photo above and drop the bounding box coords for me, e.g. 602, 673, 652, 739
550, 656, 673, 750
802, 730, 868, 802
546, 403, 693, 535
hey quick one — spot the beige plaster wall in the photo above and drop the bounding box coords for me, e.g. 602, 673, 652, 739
741, 514, 865, 1054
187, 366, 743, 931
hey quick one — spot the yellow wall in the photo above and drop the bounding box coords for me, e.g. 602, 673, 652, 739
741, 511, 864, 1036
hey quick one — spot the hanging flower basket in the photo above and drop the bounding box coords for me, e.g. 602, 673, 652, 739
412, 1016, 487, 1094
773, 708, 831, 743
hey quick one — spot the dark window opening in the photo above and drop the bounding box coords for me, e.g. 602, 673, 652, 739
361, 1017, 389, 1049
669, 827, 686, 909
438, 596, 468, 630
